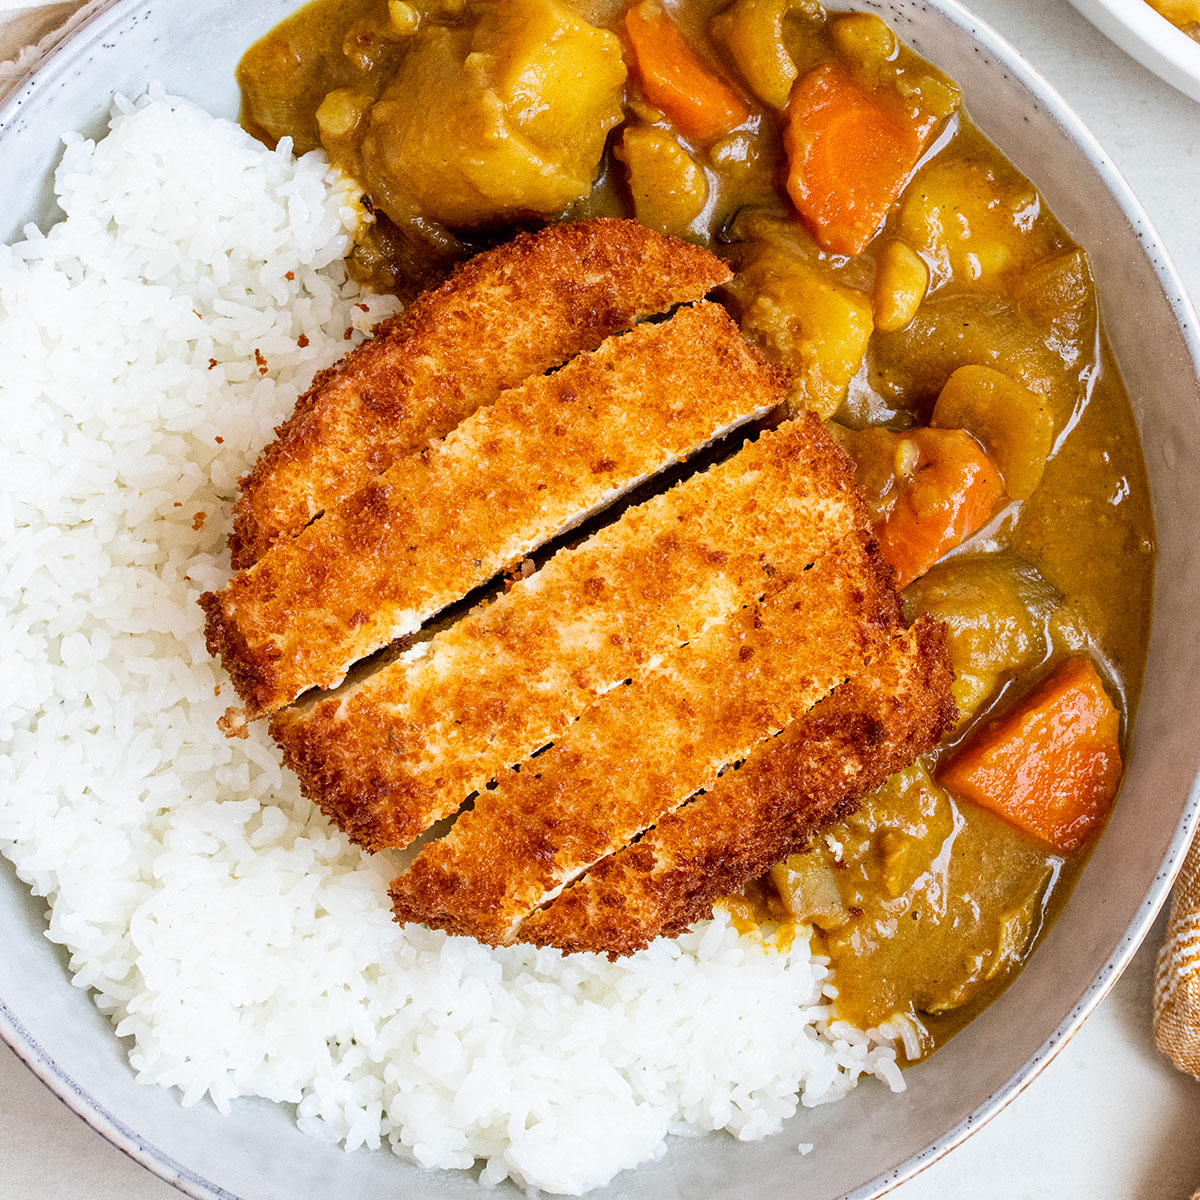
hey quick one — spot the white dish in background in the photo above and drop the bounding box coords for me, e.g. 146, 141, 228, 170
1065, 0, 1200, 101
3, 2, 1200, 1199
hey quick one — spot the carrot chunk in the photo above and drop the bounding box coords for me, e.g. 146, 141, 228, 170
784, 62, 927, 256
939, 657, 1123, 852
869, 427, 1006, 589
623, 1, 751, 144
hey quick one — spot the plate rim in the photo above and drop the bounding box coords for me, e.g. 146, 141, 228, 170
1065, 0, 1200, 102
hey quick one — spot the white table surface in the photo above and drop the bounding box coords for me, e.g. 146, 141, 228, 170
2, 0, 1200, 1197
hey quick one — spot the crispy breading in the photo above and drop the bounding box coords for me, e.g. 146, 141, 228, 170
389, 531, 902, 945
518, 618, 956, 957
270, 417, 870, 851
229, 219, 732, 568
202, 302, 777, 720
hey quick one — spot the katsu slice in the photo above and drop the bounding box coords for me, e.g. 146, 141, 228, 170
202, 302, 777, 722
230, 219, 732, 567
271, 417, 864, 851
519, 618, 956, 958
389, 536, 901, 945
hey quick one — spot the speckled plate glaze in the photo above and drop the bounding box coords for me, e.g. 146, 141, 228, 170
3, 2, 1200, 1198
1065, 0, 1200, 104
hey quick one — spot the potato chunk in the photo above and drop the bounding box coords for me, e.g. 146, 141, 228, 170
899, 157, 1055, 290
932, 365, 1054, 501
828, 11, 898, 64
360, 0, 625, 227
618, 126, 709, 237
730, 239, 874, 418
710, 0, 799, 109
873, 238, 929, 333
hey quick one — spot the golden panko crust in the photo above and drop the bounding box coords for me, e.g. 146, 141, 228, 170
202, 302, 778, 720
518, 618, 956, 957
270, 416, 874, 852
389, 516, 904, 944
229, 219, 731, 568
210, 217, 956, 960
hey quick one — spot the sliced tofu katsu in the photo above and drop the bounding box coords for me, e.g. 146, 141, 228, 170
230, 219, 731, 568
271, 417, 866, 851
519, 618, 956, 957
202, 302, 777, 721
389, 533, 902, 946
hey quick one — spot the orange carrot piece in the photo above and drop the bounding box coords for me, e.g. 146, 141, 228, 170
623, 1, 751, 143
784, 62, 927, 256
938, 657, 1123, 852
873, 427, 1005, 589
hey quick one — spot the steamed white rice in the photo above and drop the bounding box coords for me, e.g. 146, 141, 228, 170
0, 91, 903, 1195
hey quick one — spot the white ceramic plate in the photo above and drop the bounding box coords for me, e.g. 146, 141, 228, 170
1066, 0, 1200, 102
3, 2, 1200, 1198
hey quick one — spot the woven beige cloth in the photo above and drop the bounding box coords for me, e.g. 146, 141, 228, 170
1155, 834, 1200, 1200
0, 2, 93, 96
1155, 835, 1200, 1081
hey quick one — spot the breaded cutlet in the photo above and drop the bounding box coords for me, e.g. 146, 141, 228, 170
201, 302, 778, 722
270, 417, 870, 852
230, 219, 732, 568
389, 530, 903, 946
519, 618, 956, 957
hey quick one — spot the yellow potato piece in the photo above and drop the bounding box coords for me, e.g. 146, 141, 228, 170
387, 1, 420, 35
932, 364, 1054, 501
899, 158, 1049, 290
315, 88, 372, 139
360, 0, 626, 227
710, 0, 799, 109
873, 239, 929, 333
829, 11, 898, 63
618, 126, 709, 237
828, 10, 959, 121
734, 241, 874, 418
